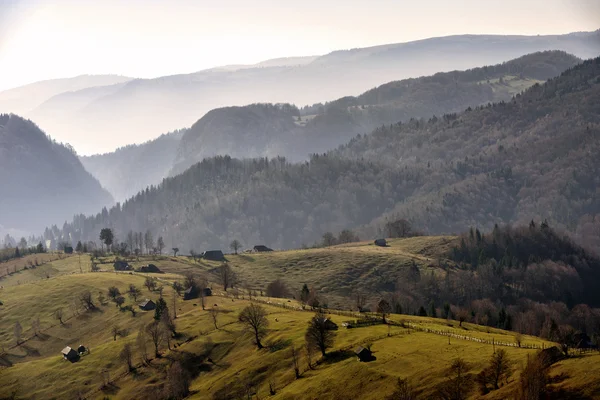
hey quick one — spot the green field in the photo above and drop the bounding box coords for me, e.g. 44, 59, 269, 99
1, 238, 598, 399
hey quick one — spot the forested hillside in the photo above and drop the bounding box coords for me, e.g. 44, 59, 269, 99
46, 57, 600, 253
80, 130, 184, 201
171, 51, 580, 175
0, 114, 114, 235
7, 31, 598, 155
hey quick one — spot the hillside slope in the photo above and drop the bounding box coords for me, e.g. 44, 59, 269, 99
80, 130, 184, 202
0, 114, 114, 235
10, 31, 600, 155
171, 51, 580, 175
0, 75, 132, 117
50, 57, 600, 254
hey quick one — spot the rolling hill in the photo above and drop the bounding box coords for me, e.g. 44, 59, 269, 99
170, 50, 581, 175
0, 244, 598, 400
83, 50, 582, 200
80, 130, 184, 202
0, 114, 114, 236
4, 30, 599, 155
49, 56, 600, 255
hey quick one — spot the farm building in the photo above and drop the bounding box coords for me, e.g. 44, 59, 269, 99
323, 318, 338, 330
202, 250, 225, 261
61, 346, 80, 362
139, 299, 156, 311
253, 245, 273, 252
354, 346, 374, 362
113, 260, 132, 271
374, 238, 387, 247
140, 264, 161, 273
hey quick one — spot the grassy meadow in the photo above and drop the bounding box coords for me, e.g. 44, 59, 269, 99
1, 238, 599, 399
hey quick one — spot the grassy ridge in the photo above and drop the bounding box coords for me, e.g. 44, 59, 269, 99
1, 241, 599, 399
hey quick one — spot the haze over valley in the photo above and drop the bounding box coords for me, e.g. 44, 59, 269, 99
1, 2, 600, 399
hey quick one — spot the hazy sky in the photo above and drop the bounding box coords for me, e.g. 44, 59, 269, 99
0, 0, 599, 91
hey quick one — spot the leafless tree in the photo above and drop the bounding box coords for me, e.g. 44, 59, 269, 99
229, 239, 242, 255
31, 317, 41, 336
437, 358, 474, 400
147, 320, 165, 357
136, 326, 149, 363
54, 308, 64, 324
115, 296, 125, 308
172, 281, 183, 296
385, 378, 416, 400
238, 304, 269, 349
515, 333, 523, 348
304, 339, 314, 370
112, 325, 120, 341
160, 311, 175, 350
107, 286, 121, 300
291, 346, 300, 379
79, 290, 96, 310
171, 290, 178, 319
305, 309, 336, 357
518, 353, 549, 400
14, 321, 22, 345
209, 307, 220, 329
184, 272, 197, 290
144, 276, 156, 292
477, 349, 512, 394
128, 284, 141, 302
355, 289, 367, 312
164, 361, 190, 399
119, 343, 134, 372
266, 279, 290, 298
219, 264, 237, 291
377, 298, 392, 323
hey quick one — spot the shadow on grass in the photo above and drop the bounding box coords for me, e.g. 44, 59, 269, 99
20, 344, 41, 357
100, 382, 120, 396
321, 350, 355, 364
267, 338, 292, 353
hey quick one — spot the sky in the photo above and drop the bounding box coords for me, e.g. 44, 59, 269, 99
0, 0, 599, 91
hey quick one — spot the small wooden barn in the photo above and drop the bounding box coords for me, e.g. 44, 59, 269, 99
139, 299, 156, 311
61, 346, 80, 362
374, 239, 387, 247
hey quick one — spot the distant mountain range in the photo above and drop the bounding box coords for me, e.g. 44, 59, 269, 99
0, 115, 113, 235
82, 50, 582, 200
1, 31, 599, 155
48, 56, 600, 253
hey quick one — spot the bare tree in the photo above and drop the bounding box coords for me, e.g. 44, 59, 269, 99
184, 272, 197, 290
219, 264, 237, 291
437, 358, 474, 400
128, 284, 141, 302
144, 276, 156, 292
14, 321, 22, 345
173, 281, 183, 296
171, 289, 178, 319
304, 339, 314, 370
305, 309, 336, 357
172, 247, 179, 257
144, 230, 154, 255
377, 299, 392, 323
199, 274, 208, 310
229, 239, 242, 255
157, 236, 165, 255
355, 289, 367, 312
385, 378, 416, 400
31, 317, 41, 336
136, 326, 149, 363
112, 325, 120, 341
209, 307, 220, 329
115, 296, 125, 309
477, 349, 512, 394
79, 290, 96, 310
54, 308, 64, 324
518, 353, 549, 400
164, 360, 190, 399
238, 304, 269, 349
291, 346, 300, 379
266, 279, 290, 298
119, 343, 134, 372
147, 320, 164, 357
107, 286, 121, 301
161, 312, 174, 350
